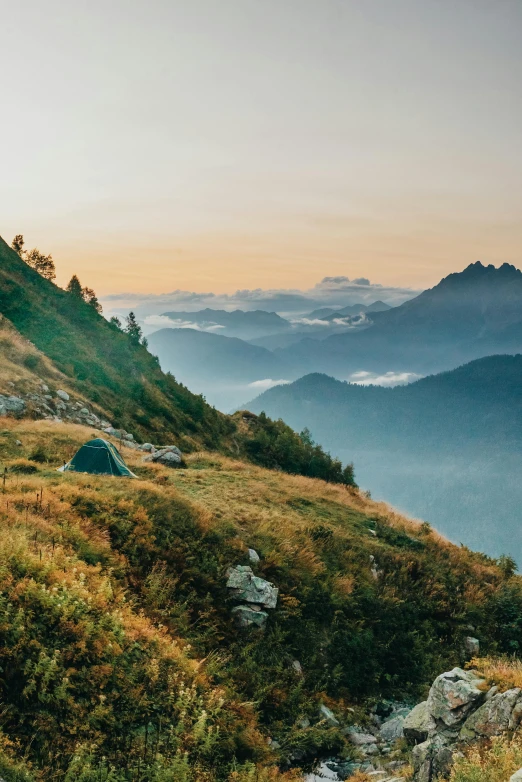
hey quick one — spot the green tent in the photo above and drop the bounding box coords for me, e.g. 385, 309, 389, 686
61, 438, 136, 477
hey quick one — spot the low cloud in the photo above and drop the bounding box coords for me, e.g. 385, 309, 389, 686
143, 314, 225, 333
349, 370, 421, 387
247, 379, 291, 391
102, 277, 420, 320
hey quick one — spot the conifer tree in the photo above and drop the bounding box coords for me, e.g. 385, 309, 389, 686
125, 312, 143, 343
66, 275, 84, 298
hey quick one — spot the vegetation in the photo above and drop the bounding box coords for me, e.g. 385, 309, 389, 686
449, 734, 522, 782
11, 234, 56, 281
2, 420, 522, 779
238, 413, 356, 486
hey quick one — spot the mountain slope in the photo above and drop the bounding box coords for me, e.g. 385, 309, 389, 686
245, 355, 522, 560
1, 417, 521, 780
277, 262, 522, 377
148, 327, 289, 410
0, 235, 229, 447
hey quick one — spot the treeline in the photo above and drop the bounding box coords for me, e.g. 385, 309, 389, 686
241, 411, 356, 486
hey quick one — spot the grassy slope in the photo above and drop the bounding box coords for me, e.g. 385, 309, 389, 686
0, 235, 230, 449
1, 420, 522, 780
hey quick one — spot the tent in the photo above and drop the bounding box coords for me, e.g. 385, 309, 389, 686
60, 438, 136, 477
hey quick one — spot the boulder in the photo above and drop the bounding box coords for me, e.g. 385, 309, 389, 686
510, 770, 522, 781
248, 548, 260, 564
347, 731, 377, 746
318, 704, 340, 727
79, 407, 90, 416
139, 443, 155, 452
379, 715, 405, 743
56, 389, 69, 401
0, 395, 25, 414
403, 701, 435, 744
231, 605, 268, 628
463, 636, 480, 656
460, 688, 522, 740
123, 432, 134, 441
412, 737, 456, 782
226, 565, 278, 609
143, 446, 183, 467
427, 668, 486, 728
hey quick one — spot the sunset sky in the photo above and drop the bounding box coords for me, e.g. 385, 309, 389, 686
1, 0, 521, 296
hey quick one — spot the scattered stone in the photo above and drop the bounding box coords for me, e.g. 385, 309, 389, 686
15, 439, 22, 446
318, 704, 340, 727
226, 565, 278, 608
123, 432, 134, 441
248, 548, 260, 564
231, 605, 268, 628
463, 636, 480, 656
79, 407, 90, 416
347, 731, 377, 746
291, 659, 303, 676
139, 443, 155, 452
0, 395, 26, 416
143, 446, 183, 467
380, 715, 405, 742
40, 383, 50, 392
56, 389, 69, 401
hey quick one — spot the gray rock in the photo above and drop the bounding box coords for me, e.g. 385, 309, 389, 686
291, 659, 303, 676
510, 770, 522, 781
104, 426, 121, 437
463, 636, 480, 656
318, 704, 340, 727
460, 688, 522, 740
123, 432, 134, 441
348, 731, 377, 746
143, 446, 183, 467
139, 443, 155, 452
15, 440, 22, 446
226, 565, 278, 608
79, 407, 90, 416
231, 605, 268, 628
379, 715, 405, 743
56, 389, 70, 401
248, 548, 260, 563
0, 395, 25, 414
427, 667, 486, 728
40, 383, 50, 392
403, 701, 435, 745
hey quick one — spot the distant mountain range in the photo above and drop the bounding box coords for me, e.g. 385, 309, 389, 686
306, 300, 391, 319
244, 354, 522, 560
148, 327, 287, 410
160, 308, 291, 340
276, 262, 522, 377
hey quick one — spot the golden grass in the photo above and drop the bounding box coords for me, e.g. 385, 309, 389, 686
450, 734, 522, 782
470, 656, 522, 692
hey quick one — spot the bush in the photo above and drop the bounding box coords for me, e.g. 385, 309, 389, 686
9, 459, 39, 474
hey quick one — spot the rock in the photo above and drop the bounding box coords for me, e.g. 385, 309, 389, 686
79, 407, 90, 416
403, 701, 435, 745
0, 395, 25, 414
231, 605, 268, 628
379, 715, 405, 743
460, 688, 522, 740
463, 636, 480, 656
143, 446, 183, 467
347, 731, 377, 746
56, 389, 69, 401
226, 565, 278, 608
123, 432, 134, 441
291, 659, 303, 676
104, 426, 121, 437
298, 717, 310, 729
510, 770, 522, 781
139, 443, 155, 452
55, 400, 67, 412
15, 440, 22, 446
248, 548, 260, 564
318, 704, 340, 727
427, 667, 486, 728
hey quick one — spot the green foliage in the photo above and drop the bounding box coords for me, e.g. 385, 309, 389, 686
11, 235, 56, 281
241, 413, 357, 486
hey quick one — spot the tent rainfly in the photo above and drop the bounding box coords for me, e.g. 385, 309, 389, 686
59, 438, 136, 477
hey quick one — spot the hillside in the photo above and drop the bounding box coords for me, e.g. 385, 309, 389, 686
276, 262, 522, 378
148, 327, 288, 410
245, 355, 522, 560
0, 417, 521, 781
0, 236, 230, 449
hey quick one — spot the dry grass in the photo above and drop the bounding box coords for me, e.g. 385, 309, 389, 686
470, 656, 522, 692
450, 734, 522, 782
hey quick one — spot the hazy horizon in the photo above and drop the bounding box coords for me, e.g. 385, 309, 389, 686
2, 0, 522, 295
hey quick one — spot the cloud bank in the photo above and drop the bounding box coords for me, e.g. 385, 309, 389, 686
349, 370, 421, 387
102, 275, 420, 320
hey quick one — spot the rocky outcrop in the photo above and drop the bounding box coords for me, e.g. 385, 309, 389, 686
408, 667, 522, 780
0, 395, 25, 416
226, 565, 278, 628
226, 565, 278, 609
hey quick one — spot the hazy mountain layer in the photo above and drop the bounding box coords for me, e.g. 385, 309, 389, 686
245, 355, 522, 561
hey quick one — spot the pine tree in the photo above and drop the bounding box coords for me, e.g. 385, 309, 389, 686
25, 248, 56, 281
66, 275, 84, 298
82, 286, 103, 314
125, 312, 143, 343
11, 235, 25, 256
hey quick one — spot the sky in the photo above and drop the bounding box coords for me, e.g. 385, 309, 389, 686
1, 0, 521, 296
